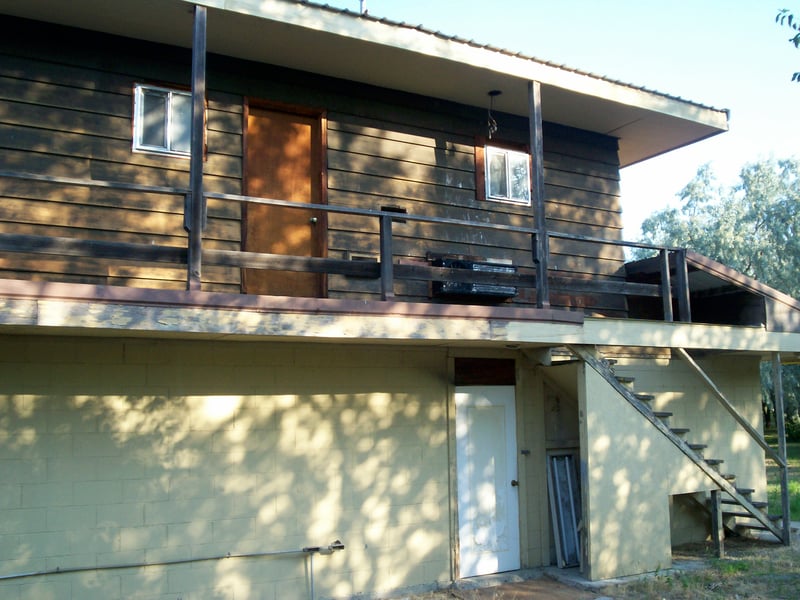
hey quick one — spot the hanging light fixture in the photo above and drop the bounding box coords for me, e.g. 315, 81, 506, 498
487, 90, 502, 139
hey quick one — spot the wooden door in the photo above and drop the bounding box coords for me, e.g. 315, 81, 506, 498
243, 106, 325, 297
455, 386, 521, 578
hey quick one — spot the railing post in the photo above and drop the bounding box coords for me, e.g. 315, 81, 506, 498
659, 249, 674, 322
710, 489, 725, 558
674, 248, 691, 322
185, 5, 207, 291
528, 80, 549, 308
772, 353, 793, 545
379, 214, 394, 300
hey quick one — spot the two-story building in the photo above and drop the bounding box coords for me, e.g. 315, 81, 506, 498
0, 1, 797, 599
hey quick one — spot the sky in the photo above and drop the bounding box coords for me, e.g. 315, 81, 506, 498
324, 0, 800, 238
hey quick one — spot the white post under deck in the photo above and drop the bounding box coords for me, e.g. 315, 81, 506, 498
772, 352, 793, 545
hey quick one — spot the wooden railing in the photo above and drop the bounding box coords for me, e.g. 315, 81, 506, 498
0, 169, 694, 320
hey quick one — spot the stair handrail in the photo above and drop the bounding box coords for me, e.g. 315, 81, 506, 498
568, 344, 784, 541
674, 348, 786, 468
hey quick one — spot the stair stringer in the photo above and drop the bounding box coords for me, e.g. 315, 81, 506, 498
567, 344, 783, 542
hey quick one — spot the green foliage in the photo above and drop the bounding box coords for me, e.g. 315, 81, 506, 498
762, 362, 800, 424
639, 159, 800, 298
768, 473, 800, 519
787, 416, 800, 442
767, 434, 799, 518
776, 8, 800, 82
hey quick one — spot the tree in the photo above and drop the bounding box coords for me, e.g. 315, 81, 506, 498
638, 158, 800, 421
640, 159, 800, 298
776, 8, 800, 82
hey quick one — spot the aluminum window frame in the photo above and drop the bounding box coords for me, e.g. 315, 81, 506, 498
484, 145, 532, 206
133, 83, 192, 158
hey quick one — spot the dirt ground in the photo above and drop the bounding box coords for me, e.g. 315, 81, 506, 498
401, 571, 605, 600
416, 578, 600, 599
402, 536, 799, 600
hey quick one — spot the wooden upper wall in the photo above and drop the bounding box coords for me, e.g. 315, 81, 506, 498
0, 17, 625, 315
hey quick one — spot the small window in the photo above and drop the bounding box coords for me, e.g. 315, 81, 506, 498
485, 145, 531, 205
133, 84, 192, 157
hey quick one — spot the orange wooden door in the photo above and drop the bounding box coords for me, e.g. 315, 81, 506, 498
242, 107, 325, 297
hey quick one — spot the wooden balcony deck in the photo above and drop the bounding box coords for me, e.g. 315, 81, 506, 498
0, 170, 676, 323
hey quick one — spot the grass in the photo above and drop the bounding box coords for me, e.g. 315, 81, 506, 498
600, 538, 800, 599
607, 431, 800, 599
765, 430, 800, 520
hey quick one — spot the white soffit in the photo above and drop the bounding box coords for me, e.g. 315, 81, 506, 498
0, 0, 729, 166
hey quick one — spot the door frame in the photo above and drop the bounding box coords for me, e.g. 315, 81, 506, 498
241, 98, 329, 294
454, 384, 521, 579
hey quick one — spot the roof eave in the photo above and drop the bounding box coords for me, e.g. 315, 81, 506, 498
0, 0, 730, 166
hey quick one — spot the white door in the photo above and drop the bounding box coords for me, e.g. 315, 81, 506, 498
455, 385, 520, 578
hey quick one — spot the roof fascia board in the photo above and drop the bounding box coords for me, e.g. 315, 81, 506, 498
192, 0, 728, 129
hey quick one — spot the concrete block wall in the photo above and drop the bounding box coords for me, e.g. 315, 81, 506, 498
578, 364, 712, 580
0, 335, 451, 600
613, 353, 767, 502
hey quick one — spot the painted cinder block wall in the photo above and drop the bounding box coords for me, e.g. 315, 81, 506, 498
1, 334, 768, 595
613, 354, 767, 504
580, 353, 767, 580
0, 336, 458, 599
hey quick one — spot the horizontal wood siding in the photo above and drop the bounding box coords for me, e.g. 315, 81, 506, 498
0, 27, 243, 293
325, 111, 625, 314
1, 18, 626, 315
542, 125, 625, 314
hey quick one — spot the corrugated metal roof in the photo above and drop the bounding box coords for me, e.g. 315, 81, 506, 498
297, 0, 726, 115
0, 0, 729, 166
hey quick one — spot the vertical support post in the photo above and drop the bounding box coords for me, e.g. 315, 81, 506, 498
772, 352, 792, 545
659, 249, 673, 322
379, 214, 394, 300
186, 5, 207, 291
528, 80, 549, 308
308, 552, 315, 600
674, 248, 691, 322
710, 489, 725, 558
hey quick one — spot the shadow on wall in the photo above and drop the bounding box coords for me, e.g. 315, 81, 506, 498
0, 336, 452, 599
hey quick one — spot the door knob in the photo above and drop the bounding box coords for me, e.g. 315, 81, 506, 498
511, 480, 519, 487
309, 217, 318, 225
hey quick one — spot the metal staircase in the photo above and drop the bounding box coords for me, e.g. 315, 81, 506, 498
567, 344, 785, 545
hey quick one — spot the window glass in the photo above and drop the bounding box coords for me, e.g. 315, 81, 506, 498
170, 92, 192, 154
133, 84, 192, 157
141, 89, 168, 148
488, 150, 508, 198
508, 152, 531, 203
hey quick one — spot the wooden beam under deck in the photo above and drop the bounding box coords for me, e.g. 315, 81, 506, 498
2, 278, 800, 354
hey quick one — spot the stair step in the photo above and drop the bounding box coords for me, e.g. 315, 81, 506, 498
722, 473, 737, 481
687, 444, 708, 458
615, 376, 635, 385
705, 459, 724, 466
721, 499, 767, 509
634, 393, 654, 402
724, 511, 752, 519
735, 488, 755, 497
670, 428, 690, 437
736, 524, 774, 532
653, 411, 673, 419
722, 510, 783, 524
